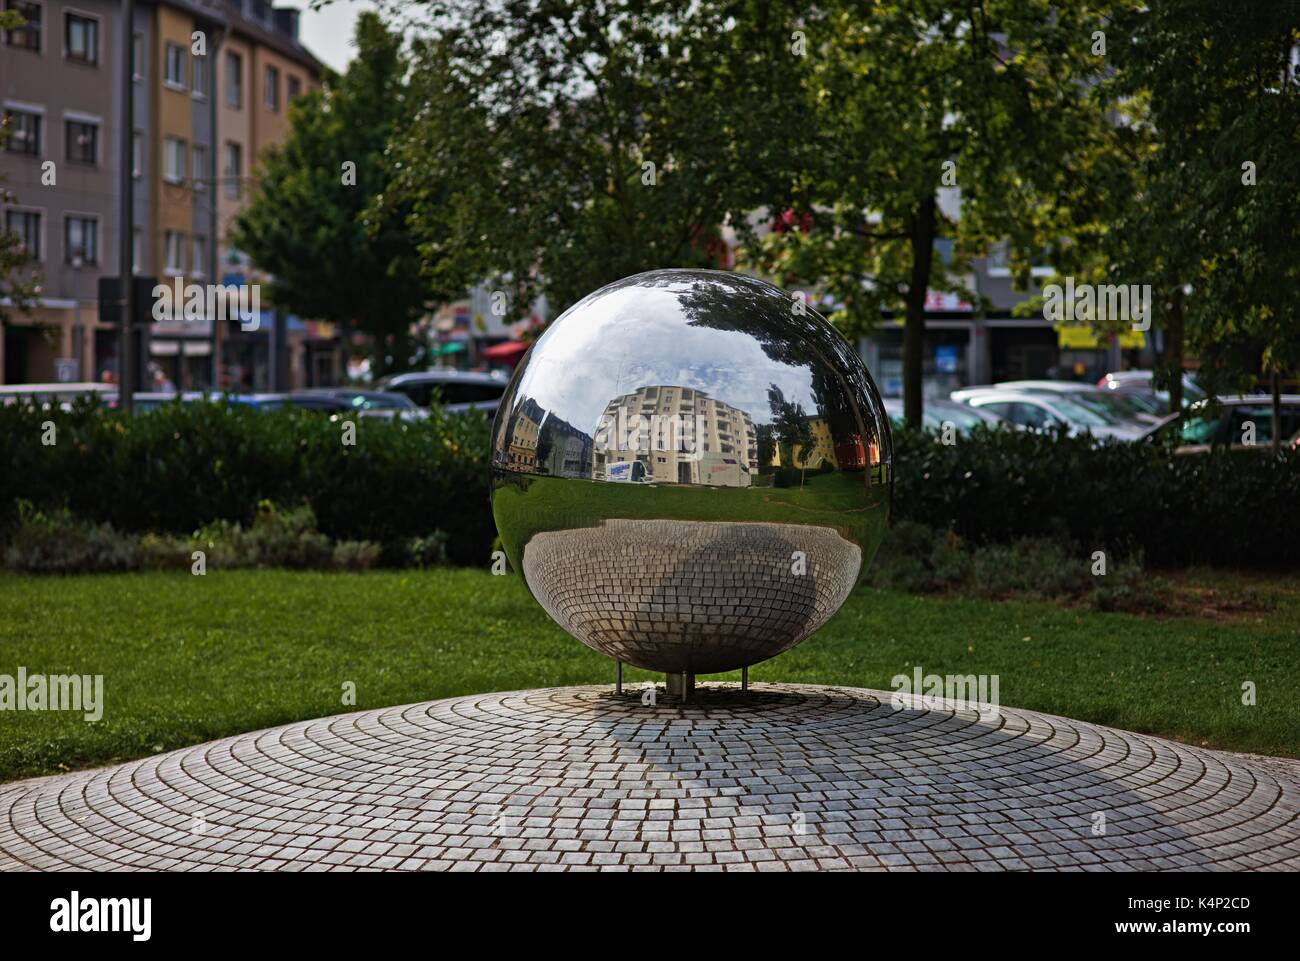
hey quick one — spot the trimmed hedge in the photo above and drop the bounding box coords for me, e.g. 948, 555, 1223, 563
890, 424, 1300, 568
2, 402, 1295, 569
0, 400, 494, 565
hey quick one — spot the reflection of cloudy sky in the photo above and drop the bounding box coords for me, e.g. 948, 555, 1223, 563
515, 285, 817, 433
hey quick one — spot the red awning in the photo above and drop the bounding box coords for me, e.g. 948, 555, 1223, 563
482, 340, 530, 360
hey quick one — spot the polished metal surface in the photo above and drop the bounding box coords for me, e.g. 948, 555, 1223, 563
490, 269, 892, 674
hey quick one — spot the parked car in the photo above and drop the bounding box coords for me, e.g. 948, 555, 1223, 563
882, 397, 1006, 434
1140, 394, 1300, 453
374, 370, 507, 414
1097, 370, 1206, 412
121, 391, 210, 412
221, 392, 290, 411
977, 380, 1163, 425
288, 389, 428, 421
0, 382, 113, 410
955, 389, 1145, 440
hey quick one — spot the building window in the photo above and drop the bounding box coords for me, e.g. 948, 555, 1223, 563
5, 210, 41, 261
192, 144, 207, 189
286, 74, 301, 101
163, 136, 186, 183
64, 215, 97, 265
165, 41, 186, 88
164, 230, 185, 274
64, 12, 96, 64
192, 235, 207, 276
131, 129, 142, 176
225, 51, 242, 108
192, 52, 207, 97
3, 108, 41, 155
264, 65, 279, 111
132, 32, 143, 79
65, 119, 97, 165
132, 226, 142, 274
223, 141, 242, 198
4, 0, 40, 51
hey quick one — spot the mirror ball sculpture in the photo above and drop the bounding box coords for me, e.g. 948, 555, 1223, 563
490, 269, 892, 692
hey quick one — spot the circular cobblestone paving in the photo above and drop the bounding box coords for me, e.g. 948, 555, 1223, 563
2, 684, 1297, 872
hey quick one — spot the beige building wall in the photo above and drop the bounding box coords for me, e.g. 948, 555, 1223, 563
154, 4, 194, 277
215, 32, 252, 265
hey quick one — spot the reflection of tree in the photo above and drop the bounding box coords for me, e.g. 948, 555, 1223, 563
768, 384, 814, 488
592, 270, 889, 474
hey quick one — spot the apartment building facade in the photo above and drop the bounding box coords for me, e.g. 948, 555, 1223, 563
0, 0, 324, 387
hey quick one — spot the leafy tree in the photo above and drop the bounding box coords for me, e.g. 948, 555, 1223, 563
384, 0, 812, 321
0, 8, 42, 331
750, 0, 1115, 427
1108, 0, 1300, 447
231, 12, 449, 374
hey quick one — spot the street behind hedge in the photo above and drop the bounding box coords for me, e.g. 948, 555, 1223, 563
1, 567, 1297, 782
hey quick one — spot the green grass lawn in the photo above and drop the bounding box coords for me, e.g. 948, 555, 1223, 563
1, 567, 1297, 782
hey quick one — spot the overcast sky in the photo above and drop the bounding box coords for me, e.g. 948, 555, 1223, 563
300, 1, 376, 74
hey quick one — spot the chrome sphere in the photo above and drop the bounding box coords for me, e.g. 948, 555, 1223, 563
490, 269, 892, 675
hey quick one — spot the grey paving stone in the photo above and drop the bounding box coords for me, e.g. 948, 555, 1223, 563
0, 683, 1296, 873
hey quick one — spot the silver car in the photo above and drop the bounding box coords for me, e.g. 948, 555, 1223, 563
954, 389, 1145, 440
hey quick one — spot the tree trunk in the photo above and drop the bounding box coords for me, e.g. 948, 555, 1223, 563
903, 194, 937, 428
1166, 287, 1184, 415
1272, 371, 1282, 454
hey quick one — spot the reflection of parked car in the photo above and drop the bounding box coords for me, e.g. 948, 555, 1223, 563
1140, 395, 1300, 453
374, 370, 507, 414
983, 380, 1162, 425
883, 397, 1005, 434
956, 389, 1144, 440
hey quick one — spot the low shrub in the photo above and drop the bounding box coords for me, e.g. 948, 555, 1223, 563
890, 423, 1300, 568
2, 502, 138, 574
0, 398, 493, 564
868, 519, 1173, 612
1, 499, 387, 574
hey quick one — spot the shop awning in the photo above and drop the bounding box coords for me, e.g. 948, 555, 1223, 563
482, 340, 530, 360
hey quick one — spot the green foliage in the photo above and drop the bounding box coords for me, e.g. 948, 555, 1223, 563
385, 0, 811, 318
1096, 2, 1300, 404
869, 519, 1171, 612
0, 400, 494, 564
748, 0, 1116, 425
5, 400, 1296, 572
230, 12, 449, 373
890, 424, 1300, 567
3, 502, 137, 574
3, 499, 386, 574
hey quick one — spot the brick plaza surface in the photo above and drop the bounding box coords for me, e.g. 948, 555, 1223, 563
1, 684, 1297, 872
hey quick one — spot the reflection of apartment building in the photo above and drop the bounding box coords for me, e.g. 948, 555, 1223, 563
593, 385, 758, 487
536, 413, 591, 479
0, 0, 326, 387
790, 417, 836, 469
505, 397, 542, 471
